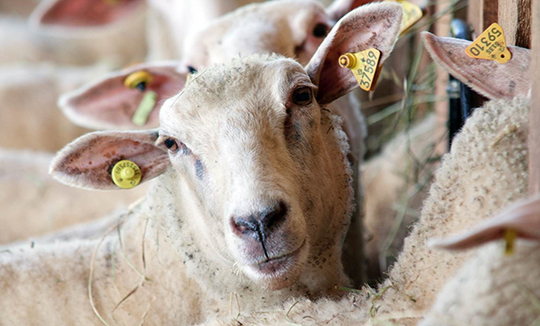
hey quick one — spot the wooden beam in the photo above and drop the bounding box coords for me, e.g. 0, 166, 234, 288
499, 0, 531, 48
529, 0, 540, 194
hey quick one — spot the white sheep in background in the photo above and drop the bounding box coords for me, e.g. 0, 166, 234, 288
192, 31, 534, 326
420, 195, 540, 326
0, 1, 147, 67
363, 113, 441, 281
0, 149, 147, 244
0, 6, 402, 325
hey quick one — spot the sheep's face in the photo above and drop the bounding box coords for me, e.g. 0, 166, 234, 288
183, 0, 333, 70
157, 56, 351, 290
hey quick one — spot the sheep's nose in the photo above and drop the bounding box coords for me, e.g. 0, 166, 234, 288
230, 201, 288, 239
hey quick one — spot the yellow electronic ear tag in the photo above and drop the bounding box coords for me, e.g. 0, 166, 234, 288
112, 160, 142, 189
465, 23, 512, 64
394, 0, 423, 34
503, 229, 517, 256
339, 48, 381, 92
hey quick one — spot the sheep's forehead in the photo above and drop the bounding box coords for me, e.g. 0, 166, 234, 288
160, 56, 307, 132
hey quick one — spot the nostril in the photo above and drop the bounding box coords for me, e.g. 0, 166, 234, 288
261, 201, 288, 231
230, 217, 257, 235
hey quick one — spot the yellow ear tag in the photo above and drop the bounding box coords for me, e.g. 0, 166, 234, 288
111, 160, 142, 189
393, 0, 423, 34
503, 228, 517, 256
339, 48, 381, 92
465, 23, 512, 64
124, 71, 153, 90
132, 91, 157, 126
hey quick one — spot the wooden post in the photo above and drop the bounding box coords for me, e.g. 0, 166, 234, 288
529, 0, 540, 195
498, 0, 531, 47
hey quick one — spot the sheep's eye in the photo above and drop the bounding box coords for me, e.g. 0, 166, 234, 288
164, 138, 179, 152
312, 23, 328, 38
292, 87, 313, 106
187, 66, 198, 74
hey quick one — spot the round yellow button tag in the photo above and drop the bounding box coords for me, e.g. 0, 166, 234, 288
111, 160, 142, 189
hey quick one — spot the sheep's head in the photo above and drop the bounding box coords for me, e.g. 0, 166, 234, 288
154, 55, 355, 289
50, 3, 403, 290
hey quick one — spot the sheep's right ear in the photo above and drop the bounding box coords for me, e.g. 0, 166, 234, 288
59, 62, 188, 130
50, 129, 170, 190
306, 2, 402, 105
30, 0, 145, 28
429, 195, 540, 251
422, 32, 531, 100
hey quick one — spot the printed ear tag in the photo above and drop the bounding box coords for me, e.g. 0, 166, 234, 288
112, 160, 142, 189
503, 229, 517, 256
393, 0, 423, 34
132, 91, 157, 126
339, 48, 381, 92
465, 23, 512, 64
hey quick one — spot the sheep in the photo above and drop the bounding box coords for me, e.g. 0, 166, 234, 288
191, 32, 534, 326
0, 7, 402, 325
0, 5, 147, 67
363, 113, 441, 281
420, 194, 540, 326
56, 1, 404, 286
0, 149, 148, 245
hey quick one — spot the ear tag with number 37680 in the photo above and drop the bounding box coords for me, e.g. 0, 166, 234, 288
465, 23, 512, 64
339, 48, 381, 92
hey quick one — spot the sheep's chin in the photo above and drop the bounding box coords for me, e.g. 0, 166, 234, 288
241, 240, 309, 290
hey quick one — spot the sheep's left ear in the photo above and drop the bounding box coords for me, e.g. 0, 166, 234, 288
30, 0, 145, 28
59, 62, 187, 130
306, 2, 402, 105
50, 129, 170, 190
429, 195, 540, 251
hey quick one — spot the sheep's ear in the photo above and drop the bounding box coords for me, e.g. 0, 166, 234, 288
59, 62, 187, 130
30, 0, 144, 28
326, 0, 428, 21
422, 32, 531, 100
429, 195, 540, 251
306, 2, 402, 105
50, 130, 170, 190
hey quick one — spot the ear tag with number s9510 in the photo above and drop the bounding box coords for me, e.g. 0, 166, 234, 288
339, 48, 381, 92
465, 23, 512, 64
392, 0, 423, 34
111, 160, 142, 189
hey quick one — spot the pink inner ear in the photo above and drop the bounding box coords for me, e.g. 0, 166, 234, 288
62, 66, 186, 130
422, 32, 531, 100
52, 131, 170, 189
39, 0, 142, 27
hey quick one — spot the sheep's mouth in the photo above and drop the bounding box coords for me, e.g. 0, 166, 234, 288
249, 239, 306, 276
